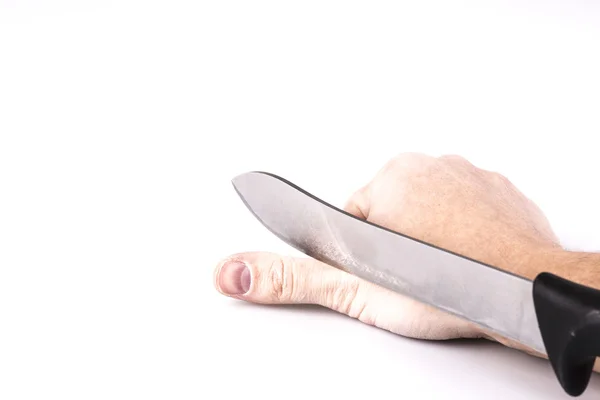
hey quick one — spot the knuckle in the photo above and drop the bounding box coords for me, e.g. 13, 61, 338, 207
491, 171, 511, 185
439, 154, 468, 163
391, 152, 433, 166
438, 154, 476, 170
327, 278, 361, 315
379, 152, 435, 177
267, 256, 296, 302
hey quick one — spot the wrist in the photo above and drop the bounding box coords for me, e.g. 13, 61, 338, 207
537, 248, 600, 289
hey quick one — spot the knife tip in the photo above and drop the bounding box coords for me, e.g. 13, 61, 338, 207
231, 171, 251, 186
230, 171, 264, 191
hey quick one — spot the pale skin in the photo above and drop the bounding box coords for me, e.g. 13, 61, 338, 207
213, 153, 600, 369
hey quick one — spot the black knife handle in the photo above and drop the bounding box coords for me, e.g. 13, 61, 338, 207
533, 272, 600, 396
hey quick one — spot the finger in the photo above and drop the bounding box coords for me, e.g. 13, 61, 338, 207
214, 251, 368, 313
343, 184, 371, 220
213, 251, 484, 340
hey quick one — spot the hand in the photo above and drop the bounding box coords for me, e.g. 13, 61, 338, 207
213, 153, 563, 355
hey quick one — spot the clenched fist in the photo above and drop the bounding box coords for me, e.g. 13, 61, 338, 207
213, 153, 595, 359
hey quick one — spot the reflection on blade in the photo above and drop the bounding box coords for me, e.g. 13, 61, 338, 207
232, 171, 546, 355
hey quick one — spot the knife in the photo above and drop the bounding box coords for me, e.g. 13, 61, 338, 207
231, 170, 600, 397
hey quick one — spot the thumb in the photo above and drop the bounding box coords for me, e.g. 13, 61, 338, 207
213, 251, 369, 315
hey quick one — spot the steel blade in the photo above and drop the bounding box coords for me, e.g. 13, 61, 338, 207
232, 171, 546, 354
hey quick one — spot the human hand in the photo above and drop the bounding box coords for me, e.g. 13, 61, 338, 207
213, 153, 563, 355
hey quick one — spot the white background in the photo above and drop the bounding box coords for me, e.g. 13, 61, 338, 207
2, 1, 600, 399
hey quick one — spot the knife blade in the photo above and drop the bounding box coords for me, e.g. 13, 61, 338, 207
231, 170, 600, 397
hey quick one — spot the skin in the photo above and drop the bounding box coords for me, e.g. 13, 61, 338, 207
213, 153, 600, 368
